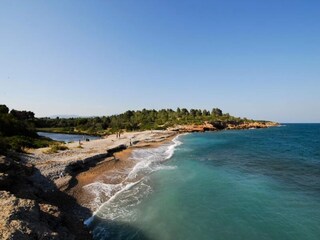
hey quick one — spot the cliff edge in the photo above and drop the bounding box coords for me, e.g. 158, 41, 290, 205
0, 155, 92, 240
167, 121, 279, 132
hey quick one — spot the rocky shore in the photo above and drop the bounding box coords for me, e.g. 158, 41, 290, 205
0, 124, 278, 239
0, 155, 92, 240
22, 131, 177, 188
168, 121, 279, 132
0, 130, 177, 239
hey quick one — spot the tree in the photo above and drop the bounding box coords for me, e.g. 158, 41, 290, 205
202, 109, 210, 116
181, 108, 189, 116
211, 108, 222, 116
190, 109, 196, 117
10, 109, 35, 120
0, 105, 9, 114
196, 109, 202, 117
31, 106, 254, 134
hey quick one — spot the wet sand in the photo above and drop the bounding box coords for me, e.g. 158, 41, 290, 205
21, 130, 178, 214
67, 135, 177, 211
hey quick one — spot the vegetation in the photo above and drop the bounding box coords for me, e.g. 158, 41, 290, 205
43, 143, 68, 154
0, 103, 255, 154
35, 108, 253, 135
0, 104, 53, 154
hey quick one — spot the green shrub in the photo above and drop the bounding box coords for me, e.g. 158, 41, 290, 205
0, 137, 9, 155
44, 144, 68, 154
0, 136, 53, 153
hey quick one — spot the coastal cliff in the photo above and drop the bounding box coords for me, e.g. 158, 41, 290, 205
0, 110, 279, 239
167, 121, 279, 132
0, 155, 92, 240
0, 131, 178, 239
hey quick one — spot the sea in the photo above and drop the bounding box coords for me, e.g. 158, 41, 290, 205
86, 124, 320, 240
37, 131, 100, 143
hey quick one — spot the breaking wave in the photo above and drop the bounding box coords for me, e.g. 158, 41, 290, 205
84, 134, 183, 226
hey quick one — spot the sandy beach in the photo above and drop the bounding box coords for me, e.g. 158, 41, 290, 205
20, 123, 277, 214
21, 130, 178, 213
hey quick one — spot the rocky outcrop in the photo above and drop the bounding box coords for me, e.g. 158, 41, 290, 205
0, 191, 68, 240
167, 122, 216, 132
0, 155, 92, 240
226, 121, 279, 130
167, 121, 279, 132
66, 144, 127, 175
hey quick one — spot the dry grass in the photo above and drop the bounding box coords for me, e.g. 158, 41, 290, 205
43, 144, 69, 154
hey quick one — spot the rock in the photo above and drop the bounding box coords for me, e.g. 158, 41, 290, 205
0, 191, 64, 240
167, 123, 216, 132
0, 155, 92, 239
167, 121, 279, 132
0, 173, 11, 188
0, 156, 12, 172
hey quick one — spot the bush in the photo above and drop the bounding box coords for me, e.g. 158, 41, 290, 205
44, 144, 68, 154
0, 136, 53, 153
0, 137, 9, 155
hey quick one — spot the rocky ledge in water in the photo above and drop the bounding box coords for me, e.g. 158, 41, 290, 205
167, 121, 279, 132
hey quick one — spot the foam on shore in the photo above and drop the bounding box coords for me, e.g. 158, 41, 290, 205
84, 134, 183, 226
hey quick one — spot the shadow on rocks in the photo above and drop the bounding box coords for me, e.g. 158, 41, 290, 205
0, 154, 92, 240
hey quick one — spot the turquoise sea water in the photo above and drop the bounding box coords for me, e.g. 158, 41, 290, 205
89, 124, 320, 240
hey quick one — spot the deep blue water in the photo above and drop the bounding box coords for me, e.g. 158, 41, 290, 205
89, 124, 320, 240
37, 131, 100, 143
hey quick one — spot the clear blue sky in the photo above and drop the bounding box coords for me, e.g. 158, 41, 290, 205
1, 1, 319, 122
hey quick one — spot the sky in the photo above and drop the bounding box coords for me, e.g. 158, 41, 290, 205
0, 1, 319, 122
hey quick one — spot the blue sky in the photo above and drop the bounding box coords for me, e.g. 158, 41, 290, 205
1, 1, 319, 122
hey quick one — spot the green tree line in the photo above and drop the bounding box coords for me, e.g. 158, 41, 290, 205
35, 107, 251, 135
0, 104, 51, 154
0, 104, 253, 153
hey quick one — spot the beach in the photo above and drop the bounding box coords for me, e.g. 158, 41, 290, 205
22, 130, 178, 214
7, 124, 319, 240
88, 125, 320, 240
68, 132, 177, 211
21, 123, 277, 214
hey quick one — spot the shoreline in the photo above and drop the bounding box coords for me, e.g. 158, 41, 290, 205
67, 134, 177, 212
55, 123, 279, 218
17, 124, 279, 236
21, 130, 179, 219
23, 124, 278, 210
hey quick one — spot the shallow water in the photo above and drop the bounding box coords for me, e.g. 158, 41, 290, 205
37, 131, 100, 143
88, 124, 320, 240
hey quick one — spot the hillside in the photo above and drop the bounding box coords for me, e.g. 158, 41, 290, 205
35, 107, 277, 135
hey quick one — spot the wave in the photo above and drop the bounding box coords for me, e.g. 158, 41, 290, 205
84, 134, 183, 226
124, 135, 182, 181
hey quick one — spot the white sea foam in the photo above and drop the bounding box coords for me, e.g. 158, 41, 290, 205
84, 134, 183, 225
124, 134, 182, 181
164, 135, 182, 159
95, 179, 152, 221
83, 182, 123, 210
